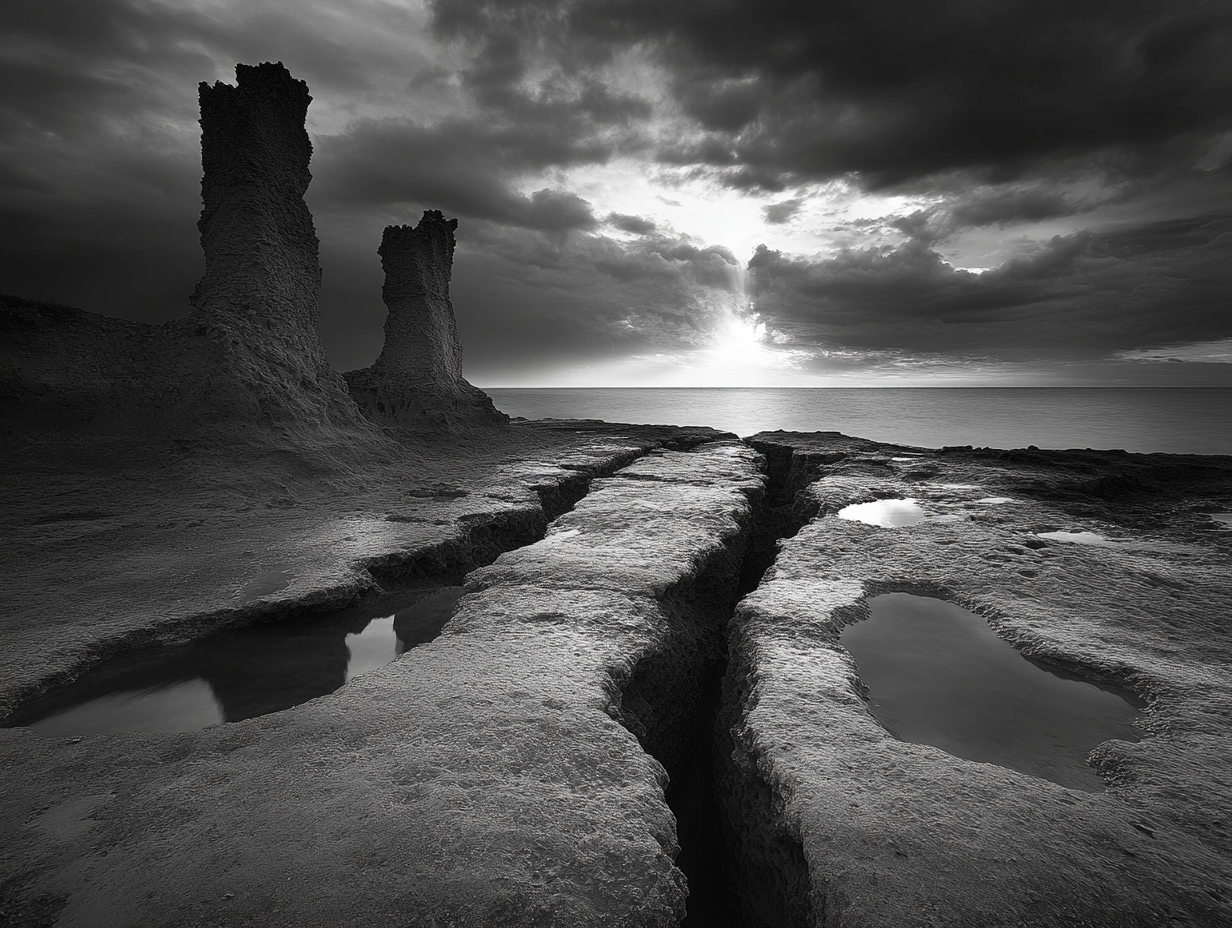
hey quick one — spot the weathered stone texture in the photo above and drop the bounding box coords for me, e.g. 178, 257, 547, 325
722, 433, 1232, 928
189, 62, 320, 329
0, 297, 171, 432
0, 438, 763, 928
345, 212, 508, 434
176, 61, 372, 437
0, 64, 376, 441
375, 214, 464, 381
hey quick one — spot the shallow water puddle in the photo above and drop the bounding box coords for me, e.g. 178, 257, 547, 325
840, 593, 1143, 791
1036, 530, 1111, 545
7, 586, 465, 736
1211, 512, 1232, 525
837, 498, 926, 528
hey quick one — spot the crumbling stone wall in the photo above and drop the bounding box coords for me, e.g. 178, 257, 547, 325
345, 212, 508, 434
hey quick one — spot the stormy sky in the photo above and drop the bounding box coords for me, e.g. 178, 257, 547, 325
2, 0, 1231, 386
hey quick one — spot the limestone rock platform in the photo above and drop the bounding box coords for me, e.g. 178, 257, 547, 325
0, 428, 760, 928
723, 432, 1232, 927
3, 427, 1231, 927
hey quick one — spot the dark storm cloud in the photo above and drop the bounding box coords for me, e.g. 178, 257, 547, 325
5, 0, 1228, 385
946, 188, 1081, 230
441, 224, 746, 378
749, 212, 1232, 359
430, 0, 1232, 190
763, 198, 804, 225
458, 33, 651, 129
608, 213, 658, 234
312, 119, 607, 233
0, 0, 682, 376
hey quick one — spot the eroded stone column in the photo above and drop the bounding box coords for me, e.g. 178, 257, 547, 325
374, 213, 464, 382
346, 211, 508, 433
189, 62, 321, 329
169, 62, 374, 440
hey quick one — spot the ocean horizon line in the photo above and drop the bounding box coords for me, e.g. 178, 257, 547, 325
480, 384, 1232, 390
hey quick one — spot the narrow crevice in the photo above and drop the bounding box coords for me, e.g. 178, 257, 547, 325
366, 434, 719, 590
709, 441, 826, 928
603, 440, 830, 927
602, 458, 764, 927
668, 649, 741, 928
714, 640, 818, 928
737, 439, 840, 596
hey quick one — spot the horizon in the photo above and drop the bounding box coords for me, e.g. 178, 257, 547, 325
2, 1, 1231, 389
484, 383, 1232, 390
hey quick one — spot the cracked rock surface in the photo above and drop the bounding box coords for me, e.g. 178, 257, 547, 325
724, 432, 1232, 927
0, 434, 760, 928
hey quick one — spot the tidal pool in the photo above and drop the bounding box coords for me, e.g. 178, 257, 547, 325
6, 586, 465, 736
837, 498, 927, 528
840, 593, 1143, 791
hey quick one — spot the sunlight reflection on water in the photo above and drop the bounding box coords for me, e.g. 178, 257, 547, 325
9, 587, 465, 736
837, 498, 927, 527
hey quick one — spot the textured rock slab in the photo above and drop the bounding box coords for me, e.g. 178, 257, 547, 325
725, 433, 1232, 927
0, 422, 729, 714
0, 438, 762, 928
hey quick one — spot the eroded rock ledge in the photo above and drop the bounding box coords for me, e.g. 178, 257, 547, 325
723, 432, 1232, 927
345, 213, 508, 434
0, 439, 762, 928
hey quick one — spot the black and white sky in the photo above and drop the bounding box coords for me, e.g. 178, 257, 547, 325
3, 0, 1231, 386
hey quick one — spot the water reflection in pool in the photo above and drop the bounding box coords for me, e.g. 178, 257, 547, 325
840, 593, 1143, 791
7, 586, 465, 736
1036, 530, 1111, 545
837, 498, 927, 528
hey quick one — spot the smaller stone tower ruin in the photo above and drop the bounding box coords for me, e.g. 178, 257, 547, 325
345, 212, 508, 434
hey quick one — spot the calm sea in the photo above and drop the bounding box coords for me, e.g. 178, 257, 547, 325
485, 388, 1232, 455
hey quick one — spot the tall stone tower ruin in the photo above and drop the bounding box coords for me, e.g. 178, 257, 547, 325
1, 62, 501, 444
190, 62, 320, 325
176, 62, 373, 438
345, 212, 508, 434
